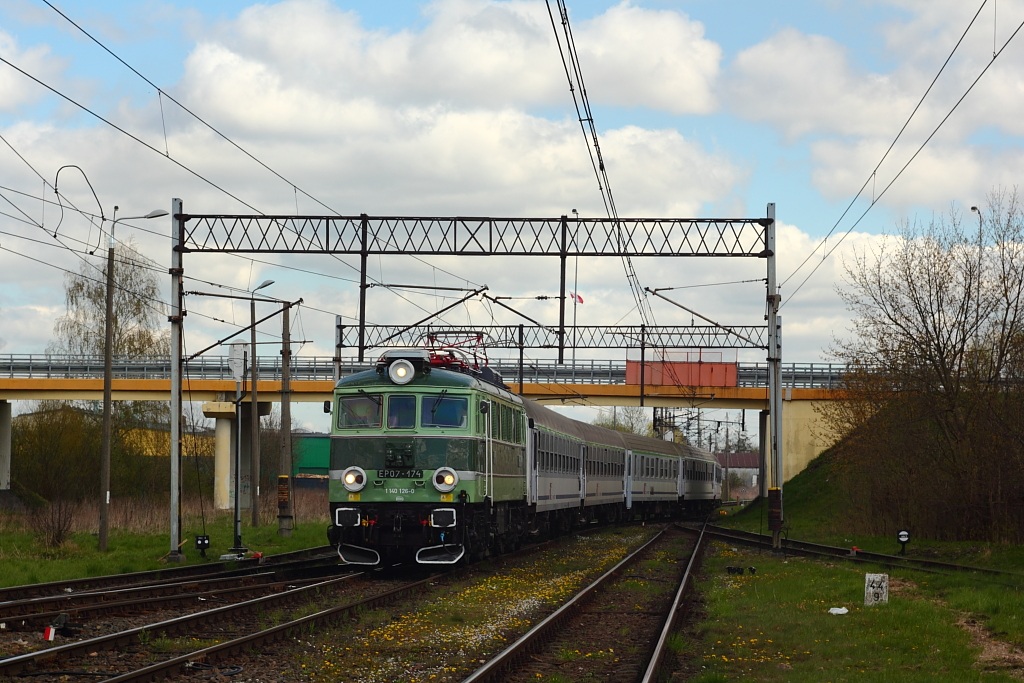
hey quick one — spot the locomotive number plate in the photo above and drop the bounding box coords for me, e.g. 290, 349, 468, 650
378, 469, 423, 479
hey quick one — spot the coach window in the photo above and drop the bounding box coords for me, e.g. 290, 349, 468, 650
387, 395, 416, 429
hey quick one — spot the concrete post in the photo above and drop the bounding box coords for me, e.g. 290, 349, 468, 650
0, 400, 11, 490
203, 401, 271, 512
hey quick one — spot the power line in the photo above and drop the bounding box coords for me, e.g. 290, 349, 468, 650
37, 1, 485, 293
781, 1, 1005, 304
0, 54, 261, 213
546, 0, 655, 326
1, 170, 464, 327
1, 14, 484, 335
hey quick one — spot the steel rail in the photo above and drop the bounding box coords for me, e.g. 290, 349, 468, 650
0, 569, 346, 631
0, 545, 335, 603
701, 526, 1024, 582
0, 571, 369, 678
640, 523, 709, 682
461, 529, 669, 683
97, 574, 439, 683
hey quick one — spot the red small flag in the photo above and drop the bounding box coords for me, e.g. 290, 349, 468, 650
569, 291, 584, 304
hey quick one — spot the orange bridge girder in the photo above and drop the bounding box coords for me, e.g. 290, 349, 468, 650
0, 377, 842, 487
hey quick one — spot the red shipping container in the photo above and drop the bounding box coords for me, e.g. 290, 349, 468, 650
625, 361, 738, 387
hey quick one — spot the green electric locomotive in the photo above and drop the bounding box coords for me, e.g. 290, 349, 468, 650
326, 348, 527, 565
326, 347, 722, 566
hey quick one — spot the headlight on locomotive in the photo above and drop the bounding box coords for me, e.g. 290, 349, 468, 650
341, 466, 367, 492
388, 358, 415, 385
432, 467, 459, 493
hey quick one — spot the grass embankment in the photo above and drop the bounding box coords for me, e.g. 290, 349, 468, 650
692, 453, 1024, 682
0, 491, 330, 588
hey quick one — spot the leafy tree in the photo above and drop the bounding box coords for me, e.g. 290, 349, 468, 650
825, 189, 1024, 541
13, 405, 99, 500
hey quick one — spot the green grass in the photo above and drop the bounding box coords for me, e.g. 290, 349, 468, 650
0, 506, 330, 589
718, 452, 1024, 572
691, 544, 1022, 682
4, 465, 1024, 681
696, 449, 1024, 681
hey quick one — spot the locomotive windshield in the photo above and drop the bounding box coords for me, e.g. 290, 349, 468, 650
422, 395, 468, 428
337, 394, 382, 429
387, 395, 416, 429
337, 389, 471, 431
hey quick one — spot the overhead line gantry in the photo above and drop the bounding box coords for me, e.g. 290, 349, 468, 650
168, 200, 786, 555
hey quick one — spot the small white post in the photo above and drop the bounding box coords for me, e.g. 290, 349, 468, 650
865, 573, 889, 606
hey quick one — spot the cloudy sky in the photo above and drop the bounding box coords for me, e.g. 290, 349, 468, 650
2, 0, 1021, 429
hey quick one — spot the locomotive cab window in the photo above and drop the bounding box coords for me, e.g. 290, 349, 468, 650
338, 394, 382, 429
421, 395, 468, 428
387, 395, 416, 429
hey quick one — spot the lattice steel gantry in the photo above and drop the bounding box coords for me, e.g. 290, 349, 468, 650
168, 202, 786, 551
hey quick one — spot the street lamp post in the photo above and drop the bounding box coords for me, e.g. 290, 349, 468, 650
227, 342, 247, 554
278, 302, 294, 537
100, 206, 169, 552
971, 205, 983, 333
250, 279, 274, 528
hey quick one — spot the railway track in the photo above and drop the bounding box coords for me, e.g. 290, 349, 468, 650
0, 566, 351, 637
0, 545, 337, 602
1, 525, 705, 680
698, 525, 1024, 584
0, 547, 344, 651
462, 524, 708, 682
0, 568, 434, 680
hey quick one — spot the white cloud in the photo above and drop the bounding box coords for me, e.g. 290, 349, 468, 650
573, 2, 721, 114
182, 0, 721, 118
725, 28, 915, 140
0, 30, 63, 113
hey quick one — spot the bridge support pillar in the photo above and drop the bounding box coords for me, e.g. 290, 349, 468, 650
203, 401, 272, 512
0, 400, 10, 490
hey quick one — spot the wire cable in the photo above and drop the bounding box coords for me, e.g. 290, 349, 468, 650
784, 5, 1024, 306
781, 1, 994, 299
546, 0, 655, 326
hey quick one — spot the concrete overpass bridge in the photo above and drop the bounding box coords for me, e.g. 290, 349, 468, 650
0, 354, 845, 496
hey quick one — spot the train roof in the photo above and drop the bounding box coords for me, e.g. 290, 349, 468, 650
522, 399, 716, 462
335, 365, 521, 402
334, 351, 715, 464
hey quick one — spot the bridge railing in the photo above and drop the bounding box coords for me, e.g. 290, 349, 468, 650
0, 354, 848, 389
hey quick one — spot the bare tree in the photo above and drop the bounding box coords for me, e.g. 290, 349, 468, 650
592, 406, 651, 436
16, 239, 173, 508
50, 238, 169, 357
825, 189, 1024, 540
